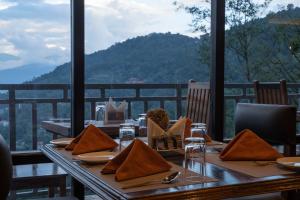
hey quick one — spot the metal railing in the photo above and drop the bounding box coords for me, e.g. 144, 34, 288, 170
0, 83, 187, 150
1, 83, 300, 150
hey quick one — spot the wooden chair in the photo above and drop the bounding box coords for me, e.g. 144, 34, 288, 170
186, 80, 211, 126
253, 79, 288, 105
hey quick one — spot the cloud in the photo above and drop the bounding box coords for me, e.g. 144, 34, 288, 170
0, 0, 198, 70
84, 0, 197, 53
0, 38, 19, 55
0, 1, 17, 10
43, 0, 67, 5
0, 0, 297, 71
0, 0, 70, 69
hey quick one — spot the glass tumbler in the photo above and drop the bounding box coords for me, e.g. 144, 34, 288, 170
137, 113, 147, 136
119, 123, 135, 151
184, 137, 206, 182
95, 102, 106, 121
190, 123, 207, 138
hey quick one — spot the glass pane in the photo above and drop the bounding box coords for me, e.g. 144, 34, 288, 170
84, 0, 211, 133
0, 0, 71, 150
224, 1, 300, 138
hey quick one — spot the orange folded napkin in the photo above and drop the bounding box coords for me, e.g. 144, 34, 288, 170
65, 124, 118, 155
101, 139, 171, 181
203, 134, 212, 143
219, 129, 282, 161
183, 118, 212, 142
184, 118, 192, 139
65, 128, 85, 151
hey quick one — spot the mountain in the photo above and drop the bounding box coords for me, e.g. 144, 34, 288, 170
0, 63, 55, 84
28, 7, 300, 85
31, 33, 208, 84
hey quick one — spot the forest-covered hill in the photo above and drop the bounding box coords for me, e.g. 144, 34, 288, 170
31, 33, 209, 84
27, 6, 300, 85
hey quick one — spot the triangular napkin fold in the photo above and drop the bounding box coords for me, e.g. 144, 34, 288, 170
147, 117, 186, 148
147, 118, 166, 138
219, 129, 282, 161
65, 128, 85, 150
106, 97, 128, 112
183, 118, 212, 142
167, 117, 187, 136
183, 118, 192, 139
65, 124, 118, 155
101, 139, 171, 181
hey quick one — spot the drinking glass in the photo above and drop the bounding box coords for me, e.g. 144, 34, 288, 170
137, 113, 147, 136
119, 123, 135, 151
95, 102, 106, 121
183, 137, 206, 182
84, 120, 96, 125
190, 123, 207, 138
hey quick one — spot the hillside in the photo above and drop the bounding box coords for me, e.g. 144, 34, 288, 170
28, 7, 300, 85
31, 33, 208, 84
0, 63, 55, 83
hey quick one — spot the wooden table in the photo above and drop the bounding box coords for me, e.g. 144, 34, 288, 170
42, 144, 300, 200
41, 120, 140, 138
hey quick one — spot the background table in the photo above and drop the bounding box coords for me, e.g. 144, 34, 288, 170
41, 120, 140, 138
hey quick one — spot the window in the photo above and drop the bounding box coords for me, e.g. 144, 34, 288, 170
0, 0, 71, 150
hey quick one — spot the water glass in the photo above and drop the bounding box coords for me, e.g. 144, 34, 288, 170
191, 123, 207, 138
137, 113, 147, 136
95, 102, 106, 121
84, 120, 96, 125
119, 123, 135, 151
184, 137, 206, 182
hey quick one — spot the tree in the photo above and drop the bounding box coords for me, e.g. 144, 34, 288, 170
264, 5, 300, 82
174, 0, 272, 82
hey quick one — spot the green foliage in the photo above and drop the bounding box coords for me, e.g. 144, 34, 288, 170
31, 33, 207, 84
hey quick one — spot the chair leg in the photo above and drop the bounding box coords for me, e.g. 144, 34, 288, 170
48, 186, 55, 197
59, 177, 67, 196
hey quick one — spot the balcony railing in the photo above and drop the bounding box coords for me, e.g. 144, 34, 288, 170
0, 83, 299, 150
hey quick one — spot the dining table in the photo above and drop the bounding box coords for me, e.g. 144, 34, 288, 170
41, 139, 300, 200
41, 120, 140, 139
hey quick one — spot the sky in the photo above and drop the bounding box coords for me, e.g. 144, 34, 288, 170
0, 0, 299, 70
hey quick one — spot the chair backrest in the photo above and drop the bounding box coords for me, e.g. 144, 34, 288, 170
253, 79, 288, 105
0, 135, 12, 199
235, 103, 296, 156
186, 80, 211, 125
